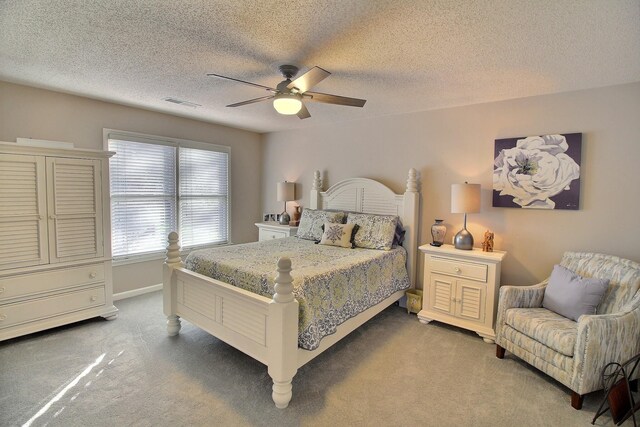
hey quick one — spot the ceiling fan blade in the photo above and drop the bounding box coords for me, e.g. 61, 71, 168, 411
286, 66, 331, 93
226, 95, 275, 107
207, 73, 277, 92
304, 91, 366, 107
297, 102, 311, 119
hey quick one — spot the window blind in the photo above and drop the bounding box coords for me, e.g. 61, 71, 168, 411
179, 147, 229, 247
108, 133, 230, 260
109, 140, 177, 258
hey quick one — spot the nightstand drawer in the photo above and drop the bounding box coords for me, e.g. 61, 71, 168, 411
1, 263, 105, 302
430, 257, 487, 282
256, 222, 298, 242
259, 229, 288, 241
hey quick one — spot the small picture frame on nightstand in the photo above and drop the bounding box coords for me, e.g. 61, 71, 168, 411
263, 213, 279, 222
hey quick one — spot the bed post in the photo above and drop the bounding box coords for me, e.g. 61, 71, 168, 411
163, 231, 182, 336
309, 170, 322, 209
403, 168, 420, 286
267, 257, 299, 409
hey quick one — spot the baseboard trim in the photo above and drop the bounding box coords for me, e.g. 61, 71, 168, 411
113, 284, 163, 301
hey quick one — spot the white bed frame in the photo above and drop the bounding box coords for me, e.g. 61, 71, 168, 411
163, 169, 419, 408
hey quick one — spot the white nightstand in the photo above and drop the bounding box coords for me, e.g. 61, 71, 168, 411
417, 244, 506, 343
255, 222, 298, 241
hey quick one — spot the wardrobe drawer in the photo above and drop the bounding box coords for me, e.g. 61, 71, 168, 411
430, 257, 487, 282
259, 229, 287, 241
0, 286, 105, 329
0, 263, 105, 301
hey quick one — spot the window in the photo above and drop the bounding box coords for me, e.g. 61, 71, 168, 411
106, 130, 230, 261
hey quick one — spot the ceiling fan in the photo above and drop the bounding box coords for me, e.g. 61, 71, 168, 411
207, 65, 366, 119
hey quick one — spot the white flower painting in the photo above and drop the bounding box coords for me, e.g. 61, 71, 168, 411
493, 133, 582, 209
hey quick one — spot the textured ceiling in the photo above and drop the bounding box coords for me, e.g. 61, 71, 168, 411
1, 0, 639, 134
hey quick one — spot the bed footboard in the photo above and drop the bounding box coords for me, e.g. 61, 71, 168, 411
163, 232, 183, 337
163, 232, 299, 408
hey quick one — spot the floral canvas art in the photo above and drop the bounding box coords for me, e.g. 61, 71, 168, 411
493, 133, 582, 209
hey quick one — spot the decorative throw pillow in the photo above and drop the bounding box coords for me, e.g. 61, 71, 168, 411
318, 223, 359, 248
392, 220, 406, 248
346, 213, 398, 250
296, 209, 345, 241
542, 264, 610, 321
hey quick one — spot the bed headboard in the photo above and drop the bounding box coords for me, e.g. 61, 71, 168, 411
309, 169, 420, 286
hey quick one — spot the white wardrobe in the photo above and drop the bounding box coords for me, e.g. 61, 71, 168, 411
0, 142, 117, 341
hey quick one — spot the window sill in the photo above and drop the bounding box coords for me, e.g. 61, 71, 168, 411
112, 241, 231, 267
112, 252, 166, 267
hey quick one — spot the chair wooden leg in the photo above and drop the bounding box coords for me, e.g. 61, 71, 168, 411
496, 345, 505, 359
571, 391, 584, 410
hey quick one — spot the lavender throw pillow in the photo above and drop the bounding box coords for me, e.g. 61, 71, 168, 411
542, 264, 609, 321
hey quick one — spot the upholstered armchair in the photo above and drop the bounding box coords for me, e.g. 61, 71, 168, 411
495, 252, 640, 409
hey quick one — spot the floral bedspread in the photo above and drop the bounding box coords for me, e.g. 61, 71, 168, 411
184, 237, 410, 350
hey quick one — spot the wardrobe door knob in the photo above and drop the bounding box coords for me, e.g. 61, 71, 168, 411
90, 296, 97, 302
89, 272, 97, 279
0, 314, 6, 321
455, 267, 461, 274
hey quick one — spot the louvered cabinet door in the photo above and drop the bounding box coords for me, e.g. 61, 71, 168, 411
0, 154, 49, 270
455, 280, 486, 323
428, 276, 455, 315
46, 158, 104, 263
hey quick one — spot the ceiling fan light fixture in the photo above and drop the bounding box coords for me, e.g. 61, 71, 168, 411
208, 65, 366, 119
273, 93, 302, 115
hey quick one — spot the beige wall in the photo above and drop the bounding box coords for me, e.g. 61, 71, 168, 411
0, 81, 262, 294
2, 80, 638, 293
262, 82, 640, 287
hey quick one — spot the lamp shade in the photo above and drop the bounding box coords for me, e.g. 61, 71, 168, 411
277, 181, 295, 202
451, 183, 481, 214
273, 94, 302, 115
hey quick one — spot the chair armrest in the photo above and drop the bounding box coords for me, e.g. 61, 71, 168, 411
495, 281, 547, 343
572, 298, 640, 394
499, 282, 548, 310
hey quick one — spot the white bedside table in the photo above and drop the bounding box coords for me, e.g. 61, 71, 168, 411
255, 222, 298, 241
417, 244, 506, 343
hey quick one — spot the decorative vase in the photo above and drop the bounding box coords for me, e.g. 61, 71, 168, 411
430, 219, 446, 247
292, 206, 302, 226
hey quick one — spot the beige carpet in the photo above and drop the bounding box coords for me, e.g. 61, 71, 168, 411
0, 291, 634, 426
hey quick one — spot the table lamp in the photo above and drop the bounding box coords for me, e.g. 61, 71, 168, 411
451, 182, 481, 250
277, 181, 295, 225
